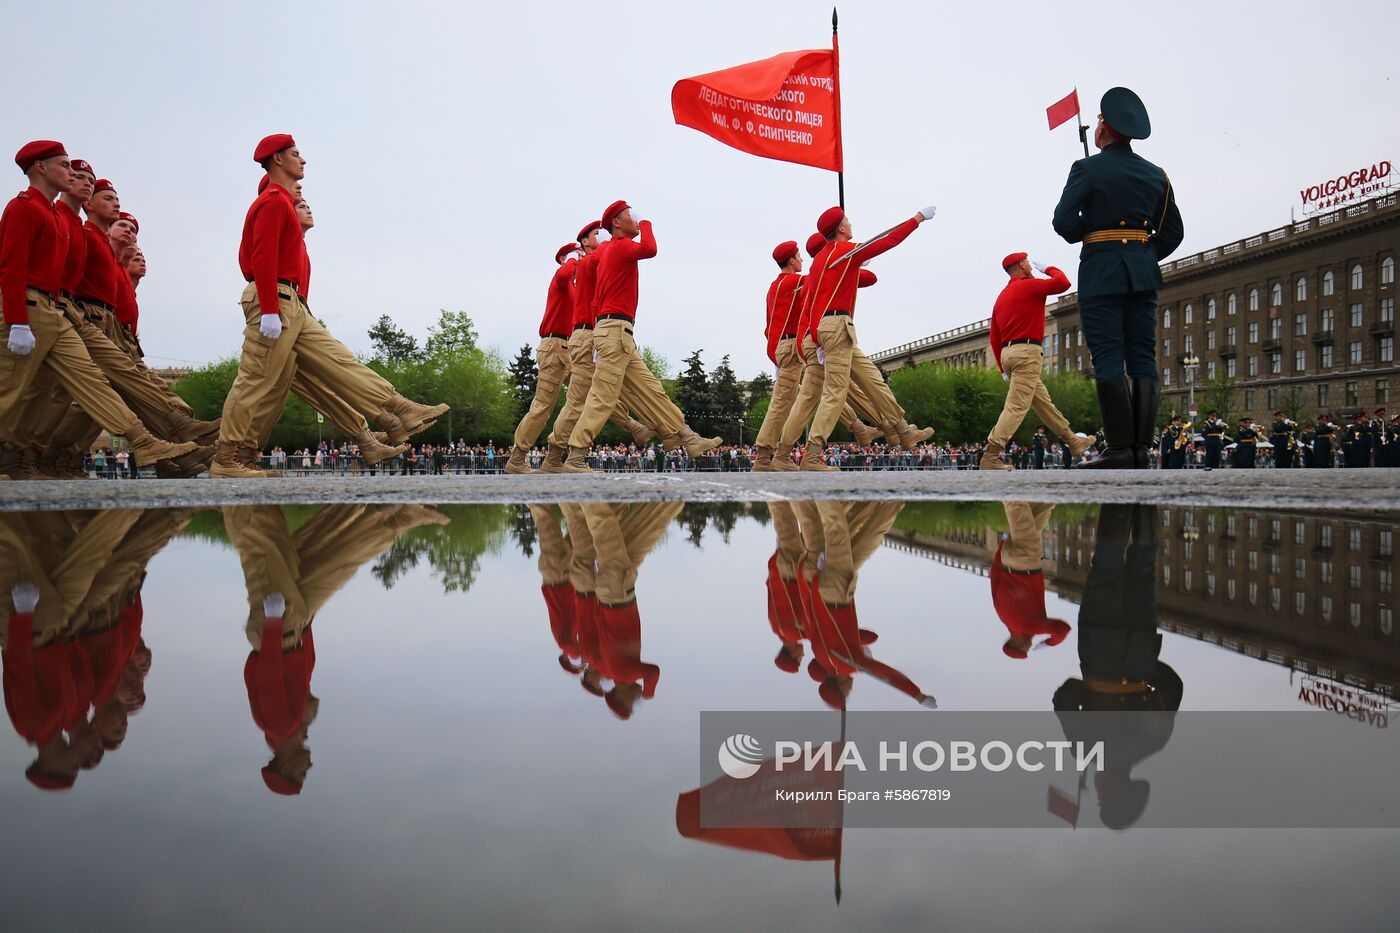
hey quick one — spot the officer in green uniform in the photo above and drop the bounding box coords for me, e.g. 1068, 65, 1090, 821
1269, 410, 1297, 469
1200, 410, 1226, 470
1232, 418, 1258, 469
1054, 88, 1184, 470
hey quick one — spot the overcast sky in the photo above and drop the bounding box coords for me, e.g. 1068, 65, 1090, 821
6, 0, 1397, 378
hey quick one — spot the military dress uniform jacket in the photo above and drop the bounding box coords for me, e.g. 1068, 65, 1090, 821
1052, 143, 1184, 297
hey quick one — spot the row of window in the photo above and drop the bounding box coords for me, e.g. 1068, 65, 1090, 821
1164, 299, 1394, 354
1160, 257, 1396, 330
1234, 379, 1390, 410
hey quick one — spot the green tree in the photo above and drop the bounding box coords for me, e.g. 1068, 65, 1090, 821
368, 314, 421, 363
746, 371, 774, 406
1200, 374, 1241, 426
425, 309, 479, 356
677, 349, 713, 436
1278, 384, 1312, 424
508, 343, 538, 420
640, 346, 670, 381
710, 355, 745, 443
171, 357, 239, 420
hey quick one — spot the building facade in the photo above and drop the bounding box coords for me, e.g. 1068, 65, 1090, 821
875, 193, 1400, 424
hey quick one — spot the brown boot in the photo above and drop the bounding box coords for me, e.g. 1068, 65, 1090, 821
0, 443, 21, 478
979, 442, 1014, 471
800, 441, 838, 472
770, 446, 799, 472
660, 432, 683, 453
239, 446, 280, 476
540, 445, 567, 473
505, 445, 535, 475
37, 447, 64, 478
167, 409, 222, 444
1062, 431, 1096, 459
752, 445, 775, 472
124, 425, 198, 468
560, 446, 593, 473
356, 430, 409, 468
14, 447, 45, 480
384, 393, 450, 435
155, 444, 216, 478
682, 430, 723, 459
852, 421, 883, 446
628, 419, 654, 447
376, 409, 410, 445
63, 450, 94, 479
210, 441, 266, 478
897, 423, 936, 448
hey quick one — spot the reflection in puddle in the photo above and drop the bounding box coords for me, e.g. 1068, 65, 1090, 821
2, 500, 1398, 926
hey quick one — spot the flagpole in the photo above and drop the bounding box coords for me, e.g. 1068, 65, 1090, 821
833, 7, 845, 209
1075, 89, 1090, 159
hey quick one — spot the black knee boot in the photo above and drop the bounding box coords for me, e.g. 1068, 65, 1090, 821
1077, 377, 1136, 470
1130, 376, 1161, 469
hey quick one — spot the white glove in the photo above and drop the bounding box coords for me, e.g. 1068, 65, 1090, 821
263, 592, 286, 618
259, 314, 282, 340
628, 205, 642, 223
592, 349, 599, 363
1002, 372, 1010, 382
860, 259, 871, 268
1032, 261, 1048, 275
917, 205, 937, 222
816, 347, 826, 365
6, 324, 35, 356
11, 582, 39, 614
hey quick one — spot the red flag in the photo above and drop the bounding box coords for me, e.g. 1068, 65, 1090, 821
672, 50, 843, 172
1046, 88, 1080, 131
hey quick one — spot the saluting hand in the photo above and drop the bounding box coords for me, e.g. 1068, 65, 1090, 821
917, 205, 937, 223
259, 314, 283, 340
1032, 261, 1049, 275
6, 324, 35, 356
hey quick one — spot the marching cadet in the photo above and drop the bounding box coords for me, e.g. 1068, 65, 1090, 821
1311, 413, 1336, 468
1156, 421, 1172, 469
1385, 413, 1400, 468
771, 232, 889, 471
980, 252, 1094, 470
542, 220, 656, 473
564, 202, 720, 473
765, 502, 808, 673
1269, 410, 1297, 469
1232, 417, 1258, 469
992, 501, 1070, 660
1341, 412, 1369, 468
1053, 88, 1184, 470
0, 142, 196, 476
1373, 409, 1390, 467
796, 203, 937, 472
507, 245, 585, 474
213, 136, 447, 477
1200, 410, 1227, 470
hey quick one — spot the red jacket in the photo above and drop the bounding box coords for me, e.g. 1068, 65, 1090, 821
990, 541, 1070, 647
55, 201, 87, 295
243, 619, 315, 747
543, 582, 579, 661
571, 245, 604, 329
0, 187, 65, 324
765, 273, 803, 364
766, 553, 803, 644
4, 613, 77, 746
114, 270, 139, 332
237, 182, 303, 315
593, 221, 656, 322
988, 267, 1070, 371
798, 261, 879, 353
76, 222, 122, 306
800, 216, 918, 341
541, 258, 577, 337
595, 601, 659, 698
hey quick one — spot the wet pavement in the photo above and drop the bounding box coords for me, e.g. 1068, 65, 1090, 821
1, 500, 1396, 930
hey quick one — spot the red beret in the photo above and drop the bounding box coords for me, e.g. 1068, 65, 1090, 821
25, 767, 76, 791
253, 133, 295, 164
70, 159, 95, 177
816, 206, 844, 237
1002, 251, 1028, 270
118, 211, 139, 233
772, 240, 799, 267
257, 174, 270, 195
15, 140, 66, 173
576, 220, 602, 242
805, 232, 828, 258
261, 766, 303, 796
92, 178, 115, 194
601, 199, 630, 231
555, 243, 579, 264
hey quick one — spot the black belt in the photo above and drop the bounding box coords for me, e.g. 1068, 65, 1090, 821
1001, 566, 1043, 576
25, 287, 54, 301
1003, 338, 1039, 348
823, 310, 850, 318
245, 276, 302, 293
1206, 434, 1223, 439
780, 332, 799, 339
58, 289, 75, 301
572, 323, 593, 332
541, 331, 569, 339
75, 296, 114, 312
598, 313, 634, 323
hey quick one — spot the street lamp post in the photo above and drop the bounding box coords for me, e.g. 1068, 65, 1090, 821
1183, 354, 1201, 418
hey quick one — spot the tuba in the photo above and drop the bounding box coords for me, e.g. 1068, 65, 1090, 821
1174, 422, 1193, 450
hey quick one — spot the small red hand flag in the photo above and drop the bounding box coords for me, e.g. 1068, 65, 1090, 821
1046, 89, 1080, 131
